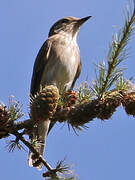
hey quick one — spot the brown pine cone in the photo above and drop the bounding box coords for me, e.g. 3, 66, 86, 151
30, 85, 59, 122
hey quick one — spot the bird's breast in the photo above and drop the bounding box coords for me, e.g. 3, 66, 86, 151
41, 38, 80, 91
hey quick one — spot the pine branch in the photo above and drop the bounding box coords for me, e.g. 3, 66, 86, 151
93, 1, 135, 98
1, 83, 135, 139
10, 130, 54, 171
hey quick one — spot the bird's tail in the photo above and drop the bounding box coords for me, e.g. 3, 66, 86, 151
28, 119, 50, 170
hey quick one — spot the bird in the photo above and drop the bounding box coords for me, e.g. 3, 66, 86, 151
28, 16, 91, 169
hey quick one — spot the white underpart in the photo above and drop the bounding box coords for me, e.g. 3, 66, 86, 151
41, 32, 80, 92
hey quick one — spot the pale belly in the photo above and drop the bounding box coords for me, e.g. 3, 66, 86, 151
41, 45, 80, 92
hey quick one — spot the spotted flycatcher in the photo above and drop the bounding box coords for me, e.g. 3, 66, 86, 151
28, 16, 91, 169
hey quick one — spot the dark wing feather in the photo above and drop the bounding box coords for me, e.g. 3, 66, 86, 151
71, 58, 82, 89
30, 40, 52, 96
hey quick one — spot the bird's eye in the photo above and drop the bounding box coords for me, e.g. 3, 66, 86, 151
61, 19, 69, 24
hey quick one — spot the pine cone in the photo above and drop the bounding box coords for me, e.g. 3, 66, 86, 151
66, 90, 78, 107
0, 105, 11, 138
122, 93, 135, 116
68, 96, 122, 128
30, 85, 59, 122
97, 97, 121, 120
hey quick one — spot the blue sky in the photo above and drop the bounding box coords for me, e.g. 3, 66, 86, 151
0, 0, 135, 179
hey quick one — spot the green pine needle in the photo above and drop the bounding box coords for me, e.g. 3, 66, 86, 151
93, 0, 135, 98
77, 81, 93, 103
8, 96, 24, 121
6, 138, 25, 152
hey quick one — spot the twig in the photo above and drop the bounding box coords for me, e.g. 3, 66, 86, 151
14, 119, 32, 130
100, 2, 135, 98
6, 90, 135, 132
10, 130, 53, 171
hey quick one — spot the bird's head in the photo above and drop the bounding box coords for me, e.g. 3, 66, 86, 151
48, 16, 91, 38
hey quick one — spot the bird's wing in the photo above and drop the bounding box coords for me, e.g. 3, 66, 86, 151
71, 58, 82, 89
29, 40, 52, 169
30, 39, 52, 96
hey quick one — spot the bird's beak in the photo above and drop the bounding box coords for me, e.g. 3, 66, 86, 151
77, 16, 92, 26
